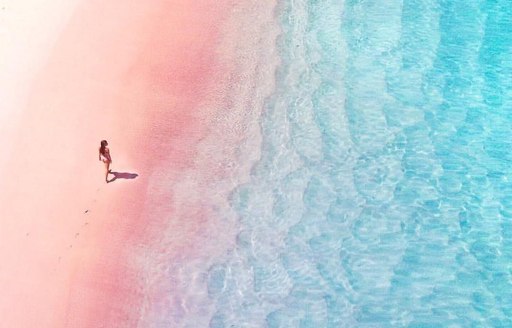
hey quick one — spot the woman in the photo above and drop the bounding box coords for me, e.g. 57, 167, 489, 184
98, 140, 112, 182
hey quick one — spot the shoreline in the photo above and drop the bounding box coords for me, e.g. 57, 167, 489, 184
133, 1, 281, 325
0, 0, 281, 326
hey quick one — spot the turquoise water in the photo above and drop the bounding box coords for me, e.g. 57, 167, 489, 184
208, 0, 512, 326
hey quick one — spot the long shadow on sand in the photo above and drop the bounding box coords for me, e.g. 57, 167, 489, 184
107, 171, 138, 183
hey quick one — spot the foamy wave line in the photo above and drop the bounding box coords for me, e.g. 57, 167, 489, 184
136, 1, 282, 326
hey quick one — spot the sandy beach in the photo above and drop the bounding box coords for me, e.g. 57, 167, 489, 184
0, 0, 235, 326
4, 0, 510, 326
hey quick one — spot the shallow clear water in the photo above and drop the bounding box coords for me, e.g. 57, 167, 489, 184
207, 0, 512, 326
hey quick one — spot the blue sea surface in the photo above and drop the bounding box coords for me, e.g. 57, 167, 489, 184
208, 0, 512, 326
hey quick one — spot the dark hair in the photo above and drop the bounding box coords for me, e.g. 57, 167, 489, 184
100, 140, 108, 154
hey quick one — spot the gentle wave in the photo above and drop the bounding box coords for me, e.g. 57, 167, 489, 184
207, 0, 512, 327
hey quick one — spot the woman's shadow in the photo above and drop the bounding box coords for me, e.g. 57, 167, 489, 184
107, 171, 138, 183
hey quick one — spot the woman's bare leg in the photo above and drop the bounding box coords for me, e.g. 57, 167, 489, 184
105, 162, 110, 182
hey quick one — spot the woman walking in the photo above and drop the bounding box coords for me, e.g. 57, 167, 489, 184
98, 140, 112, 183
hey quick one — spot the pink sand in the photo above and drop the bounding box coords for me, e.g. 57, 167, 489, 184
0, 1, 236, 326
